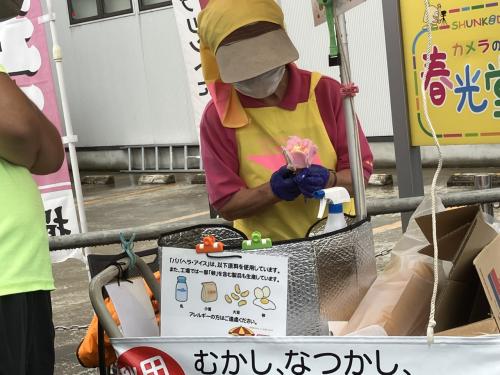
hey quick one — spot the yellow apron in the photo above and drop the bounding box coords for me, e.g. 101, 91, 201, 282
234, 72, 350, 240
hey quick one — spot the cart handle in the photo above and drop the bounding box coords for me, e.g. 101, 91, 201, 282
89, 256, 161, 338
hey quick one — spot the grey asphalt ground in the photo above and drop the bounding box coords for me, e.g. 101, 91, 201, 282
51, 168, 500, 374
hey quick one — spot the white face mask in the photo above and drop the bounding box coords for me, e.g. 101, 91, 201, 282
233, 65, 286, 99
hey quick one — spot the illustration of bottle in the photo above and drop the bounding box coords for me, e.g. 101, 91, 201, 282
175, 276, 188, 302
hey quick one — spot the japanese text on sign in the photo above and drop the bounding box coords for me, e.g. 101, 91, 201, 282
172, 0, 210, 129
114, 336, 500, 375
400, 1, 500, 145
161, 247, 288, 337
193, 349, 411, 375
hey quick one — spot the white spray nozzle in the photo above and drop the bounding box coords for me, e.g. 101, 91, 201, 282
312, 187, 351, 219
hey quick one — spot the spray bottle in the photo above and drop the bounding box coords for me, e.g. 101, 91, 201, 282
313, 187, 351, 233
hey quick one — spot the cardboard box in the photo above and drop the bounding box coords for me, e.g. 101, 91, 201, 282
416, 205, 498, 332
436, 318, 498, 337
474, 234, 500, 329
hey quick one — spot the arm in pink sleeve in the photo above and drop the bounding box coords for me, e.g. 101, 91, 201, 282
315, 77, 374, 181
200, 102, 246, 210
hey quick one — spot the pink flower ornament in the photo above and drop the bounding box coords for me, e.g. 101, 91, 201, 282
282, 136, 318, 170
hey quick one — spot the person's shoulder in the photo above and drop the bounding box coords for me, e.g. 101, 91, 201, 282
295, 66, 342, 92
202, 100, 217, 119
200, 100, 222, 130
294, 66, 314, 86
0, 158, 33, 184
315, 74, 343, 106
0, 157, 21, 170
294, 66, 313, 78
317, 74, 342, 91
200, 101, 236, 141
295, 66, 340, 83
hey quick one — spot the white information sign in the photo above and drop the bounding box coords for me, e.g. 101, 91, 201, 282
161, 247, 288, 338
112, 336, 500, 375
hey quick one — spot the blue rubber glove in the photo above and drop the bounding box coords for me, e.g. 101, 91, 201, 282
270, 166, 301, 201
294, 164, 330, 198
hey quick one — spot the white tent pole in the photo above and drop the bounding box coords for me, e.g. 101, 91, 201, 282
42, 0, 89, 253
335, 13, 367, 219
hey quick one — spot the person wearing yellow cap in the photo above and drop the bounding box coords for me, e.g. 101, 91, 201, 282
198, 0, 373, 241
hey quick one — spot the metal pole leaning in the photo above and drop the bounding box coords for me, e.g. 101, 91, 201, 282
49, 188, 500, 251
89, 261, 125, 339
88, 256, 160, 338
43, 0, 89, 249
50, 218, 230, 250
336, 13, 367, 220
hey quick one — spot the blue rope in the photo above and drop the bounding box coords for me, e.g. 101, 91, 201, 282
120, 232, 137, 270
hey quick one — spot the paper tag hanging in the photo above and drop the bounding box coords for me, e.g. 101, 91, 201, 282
311, 0, 327, 27
334, 0, 366, 15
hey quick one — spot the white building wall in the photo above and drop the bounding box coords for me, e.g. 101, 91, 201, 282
281, 0, 394, 137
52, 0, 393, 149
52, 2, 198, 147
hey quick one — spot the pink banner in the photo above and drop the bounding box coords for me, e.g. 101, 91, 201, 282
2, 0, 71, 193
0, 0, 82, 259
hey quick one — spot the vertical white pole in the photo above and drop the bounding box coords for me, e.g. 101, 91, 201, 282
336, 13, 367, 219
43, 0, 89, 250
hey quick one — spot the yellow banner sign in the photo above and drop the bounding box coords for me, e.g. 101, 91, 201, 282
400, 0, 500, 145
